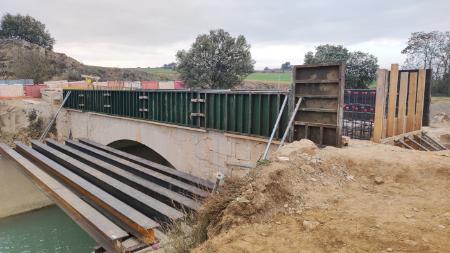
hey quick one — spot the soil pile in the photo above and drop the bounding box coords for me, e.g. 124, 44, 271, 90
432, 112, 450, 127
195, 139, 450, 253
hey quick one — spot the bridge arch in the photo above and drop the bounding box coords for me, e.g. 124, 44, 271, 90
107, 139, 175, 168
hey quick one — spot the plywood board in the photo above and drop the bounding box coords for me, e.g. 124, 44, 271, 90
396, 72, 409, 135
406, 72, 418, 132
386, 64, 399, 137
414, 69, 426, 130
373, 69, 388, 143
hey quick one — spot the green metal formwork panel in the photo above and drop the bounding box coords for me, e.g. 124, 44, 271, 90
63, 89, 290, 139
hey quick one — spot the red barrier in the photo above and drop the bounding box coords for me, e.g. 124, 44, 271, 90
141, 81, 159, 90
23, 84, 47, 98
174, 80, 186, 89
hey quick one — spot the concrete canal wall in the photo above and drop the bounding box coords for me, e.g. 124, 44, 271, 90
0, 154, 52, 218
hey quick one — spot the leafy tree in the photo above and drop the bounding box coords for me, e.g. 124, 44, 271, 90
176, 29, 254, 89
346, 51, 378, 89
402, 31, 450, 95
0, 13, 55, 50
281, 61, 292, 72
304, 44, 378, 88
304, 44, 349, 65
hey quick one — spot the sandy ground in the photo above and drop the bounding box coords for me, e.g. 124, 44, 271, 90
425, 97, 450, 148
195, 140, 450, 253
194, 97, 450, 253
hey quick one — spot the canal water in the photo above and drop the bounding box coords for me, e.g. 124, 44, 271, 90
0, 205, 96, 253
0, 156, 95, 252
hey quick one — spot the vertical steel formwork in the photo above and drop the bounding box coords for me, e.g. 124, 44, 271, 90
63, 89, 289, 139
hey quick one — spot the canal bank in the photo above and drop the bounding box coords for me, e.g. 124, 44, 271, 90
0, 153, 52, 218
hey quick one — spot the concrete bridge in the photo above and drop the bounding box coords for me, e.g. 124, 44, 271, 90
61, 90, 291, 181
60, 65, 348, 181
63, 109, 281, 181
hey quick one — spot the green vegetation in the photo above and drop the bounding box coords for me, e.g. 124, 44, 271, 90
127, 68, 293, 84
0, 13, 55, 50
305, 44, 378, 88
176, 29, 254, 89
246, 72, 292, 83
127, 67, 180, 80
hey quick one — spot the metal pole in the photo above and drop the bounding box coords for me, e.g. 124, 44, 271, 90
39, 91, 72, 142
261, 95, 288, 160
277, 97, 303, 151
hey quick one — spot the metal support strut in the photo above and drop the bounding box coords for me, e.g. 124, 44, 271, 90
39, 91, 72, 142
277, 97, 303, 151
261, 95, 288, 160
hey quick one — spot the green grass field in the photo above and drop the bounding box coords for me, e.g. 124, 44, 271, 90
132, 68, 293, 83
245, 72, 292, 83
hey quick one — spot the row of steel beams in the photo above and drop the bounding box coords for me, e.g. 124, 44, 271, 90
31, 141, 184, 223
45, 139, 200, 211
78, 138, 215, 190
65, 139, 210, 199
2, 138, 212, 252
15, 142, 159, 245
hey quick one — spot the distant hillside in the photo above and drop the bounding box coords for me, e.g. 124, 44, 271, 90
0, 39, 173, 82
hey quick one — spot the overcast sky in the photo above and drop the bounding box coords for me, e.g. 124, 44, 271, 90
2, 0, 450, 69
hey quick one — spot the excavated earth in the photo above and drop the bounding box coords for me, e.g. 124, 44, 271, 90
194, 139, 450, 253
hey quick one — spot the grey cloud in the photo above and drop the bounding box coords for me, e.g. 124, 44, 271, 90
2, 0, 449, 67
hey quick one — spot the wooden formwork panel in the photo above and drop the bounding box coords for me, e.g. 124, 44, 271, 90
292, 64, 345, 147
372, 64, 428, 143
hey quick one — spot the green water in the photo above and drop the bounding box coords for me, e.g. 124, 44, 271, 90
0, 205, 95, 253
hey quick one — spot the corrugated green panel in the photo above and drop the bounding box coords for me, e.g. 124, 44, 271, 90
63, 89, 289, 139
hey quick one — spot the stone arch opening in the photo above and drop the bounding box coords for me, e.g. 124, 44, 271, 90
107, 139, 175, 168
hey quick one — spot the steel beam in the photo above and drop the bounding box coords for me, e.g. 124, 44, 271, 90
78, 138, 214, 190
65, 140, 209, 199
30, 141, 183, 223
415, 134, 440, 151
14, 141, 159, 244
45, 139, 200, 212
0, 143, 128, 253
422, 133, 447, 150
405, 136, 429, 151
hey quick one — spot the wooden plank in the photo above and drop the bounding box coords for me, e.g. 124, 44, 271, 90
386, 64, 399, 137
396, 72, 409, 135
372, 69, 388, 143
406, 72, 418, 132
414, 69, 426, 130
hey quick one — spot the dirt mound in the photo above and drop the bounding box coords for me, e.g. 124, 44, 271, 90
194, 140, 450, 253
433, 112, 450, 126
